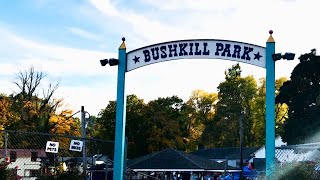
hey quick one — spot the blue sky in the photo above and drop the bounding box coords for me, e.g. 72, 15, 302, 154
0, 0, 319, 116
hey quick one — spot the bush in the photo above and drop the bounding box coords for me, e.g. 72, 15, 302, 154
38, 167, 85, 180
0, 163, 19, 180
0, 165, 10, 179
274, 162, 320, 180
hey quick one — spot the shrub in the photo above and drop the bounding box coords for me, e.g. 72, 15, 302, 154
38, 166, 84, 180
0, 162, 19, 180
274, 162, 320, 180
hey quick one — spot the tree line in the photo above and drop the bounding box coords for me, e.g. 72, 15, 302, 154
92, 63, 289, 158
0, 49, 319, 159
0, 67, 81, 137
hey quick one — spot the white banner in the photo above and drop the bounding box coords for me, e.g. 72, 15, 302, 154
127, 39, 265, 72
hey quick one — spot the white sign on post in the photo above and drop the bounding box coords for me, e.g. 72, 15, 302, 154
45, 141, 59, 153
69, 140, 83, 152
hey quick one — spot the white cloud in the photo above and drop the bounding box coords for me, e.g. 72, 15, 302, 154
0, 26, 117, 77
1, 0, 320, 116
87, 0, 189, 44
0, 25, 118, 115
66, 26, 100, 41
0, 63, 20, 76
0, 79, 13, 96
55, 83, 117, 116
141, 0, 240, 11
84, 0, 320, 109
89, 0, 120, 17
87, 0, 319, 54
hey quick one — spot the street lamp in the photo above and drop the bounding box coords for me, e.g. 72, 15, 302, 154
66, 106, 91, 176
100, 58, 119, 66
266, 49, 295, 178
99, 42, 128, 179
272, 52, 295, 61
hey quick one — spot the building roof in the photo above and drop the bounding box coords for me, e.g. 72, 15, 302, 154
127, 148, 239, 172
191, 147, 259, 160
0, 149, 47, 157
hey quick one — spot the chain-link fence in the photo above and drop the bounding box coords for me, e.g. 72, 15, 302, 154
5, 129, 320, 180
0, 130, 115, 180
273, 143, 320, 179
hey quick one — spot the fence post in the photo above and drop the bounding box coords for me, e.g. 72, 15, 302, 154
4, 130, 8, 160
105, 161, 108, 180
81, 106, 87, 177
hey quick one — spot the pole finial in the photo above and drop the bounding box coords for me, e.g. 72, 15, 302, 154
267, 30, 275, 43
119, 37, 126, 49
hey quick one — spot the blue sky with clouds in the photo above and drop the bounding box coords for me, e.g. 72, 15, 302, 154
0, 0, 319, 116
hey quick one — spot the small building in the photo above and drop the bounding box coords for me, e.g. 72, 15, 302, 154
0, 149, 46, 179
191, 147, 259, 168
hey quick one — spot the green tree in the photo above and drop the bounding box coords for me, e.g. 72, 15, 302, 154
7, 66, 61, 132
125, 95, 149, 158
201, 64, 288, 147
183, 90, 217, 151
202, 64, 258, 147
95, 101, 116, 140
86, 115, 97, 138
251, 78, 266, 146
275, 77, 289, 135
276, 49, 320, 144
96, 95, 188, 157
95, 95, 149, 158
144, 96, 186, 152
0, 67, 81, 136
252, 77, 288, 145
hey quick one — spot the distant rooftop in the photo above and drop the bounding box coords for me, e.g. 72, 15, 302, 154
191, 147, 259, 160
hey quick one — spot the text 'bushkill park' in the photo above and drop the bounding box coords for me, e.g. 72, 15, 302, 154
127, 40, 266, 71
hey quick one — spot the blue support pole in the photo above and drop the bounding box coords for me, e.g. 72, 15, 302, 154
113, 38, 127, 180
265, 31, 275, 178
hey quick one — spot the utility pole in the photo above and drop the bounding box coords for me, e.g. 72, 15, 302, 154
239, 112, 244, 180
81, 106, 87, 177
124, 137, 128, 179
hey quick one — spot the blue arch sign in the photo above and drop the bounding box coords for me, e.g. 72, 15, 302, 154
111, 32, 275, 180
127, 39, 266, 71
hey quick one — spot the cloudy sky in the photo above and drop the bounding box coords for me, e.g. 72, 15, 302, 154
0, 0, 318, 116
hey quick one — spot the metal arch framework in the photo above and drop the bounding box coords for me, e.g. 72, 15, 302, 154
112, 33, 276, 180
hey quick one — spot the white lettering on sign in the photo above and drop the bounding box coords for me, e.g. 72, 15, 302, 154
127, 39, 266, 72
45, 141, 59, 153
69, 140, 83, 152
